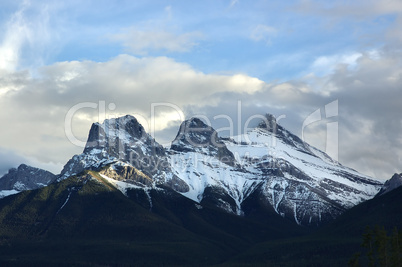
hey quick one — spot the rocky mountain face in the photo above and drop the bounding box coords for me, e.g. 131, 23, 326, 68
56, 114, 383, 226
59, 115, 189, 193
0, 164, 56, 198
171, 117, 237, 167
377, 173, 402, 196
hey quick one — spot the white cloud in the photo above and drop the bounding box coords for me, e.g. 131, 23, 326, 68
0, 55, 265, 173
250, 24, 277, 44
310, 52, 363, 76
0, 1, 31, 71
225, 74, 264, 94
229, 0, 239, 8
165, 5, 172, 19
0, 1, 59, 71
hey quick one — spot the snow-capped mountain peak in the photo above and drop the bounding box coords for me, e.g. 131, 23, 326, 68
84, 115, 149, 153
59, 115, 189, 192
171, 117, 236, 167
57, 113, 382, 225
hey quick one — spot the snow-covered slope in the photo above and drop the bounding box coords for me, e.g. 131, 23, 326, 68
168, 114, 382, 225
169, 117, 261, 215
0, 164, 57, 199
221, 115, 382, 224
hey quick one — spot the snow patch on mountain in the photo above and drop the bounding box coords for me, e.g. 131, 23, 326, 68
170, 151, 261, 215
100, 173, 146, 195
0, 189, 19, 199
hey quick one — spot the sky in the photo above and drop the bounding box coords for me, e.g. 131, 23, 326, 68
0, 0, 401, 180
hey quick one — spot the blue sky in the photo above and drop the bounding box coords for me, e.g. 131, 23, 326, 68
2, 0, 393, 78
1, 0, 402, 180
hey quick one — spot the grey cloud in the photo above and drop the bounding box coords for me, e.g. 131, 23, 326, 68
325, 53, 402, 179
293, 0, 402, 19
0, 147, 61, 176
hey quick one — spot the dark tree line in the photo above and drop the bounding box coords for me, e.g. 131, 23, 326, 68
349, 226, 402, 267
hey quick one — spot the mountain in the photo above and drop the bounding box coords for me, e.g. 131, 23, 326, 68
58, 114, 382, 226
170, 114, 382, 225
0, 164, 56, 199
221, 114, 383, 225
169, 117, 257, 215
59, 115, 189, 192
377, 173, 402, 196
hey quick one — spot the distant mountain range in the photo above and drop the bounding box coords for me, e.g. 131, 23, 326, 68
0, 164, 56, 198
0, 113, 400, 265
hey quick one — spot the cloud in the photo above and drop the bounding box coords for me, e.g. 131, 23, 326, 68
0, 1, 31, 71
180, 47, 402, 180
0, 1, 61, 71
293, 0, 402, 44
250, 24, 277, 44
111, 28, 204, 55
310, 52, 363, 76
0, 147, 62, 176
0, 55, 265, 173
291, 51, 402, 179
0, 147, 27, 176
229, 0, 239, 8
291, 0, 402, 51
294, 0, 402, 19
165, 5, 172, 19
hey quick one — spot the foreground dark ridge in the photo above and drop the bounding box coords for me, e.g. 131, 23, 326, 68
0, 168, 400, 266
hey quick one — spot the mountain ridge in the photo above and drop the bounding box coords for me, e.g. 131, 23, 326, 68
54, 113, 382, 226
